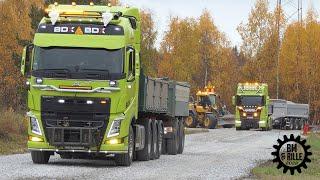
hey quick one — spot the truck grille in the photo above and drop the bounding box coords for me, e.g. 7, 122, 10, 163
41, 96, 110, 148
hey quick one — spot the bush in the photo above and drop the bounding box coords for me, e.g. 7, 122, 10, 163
0, 108, 27, 138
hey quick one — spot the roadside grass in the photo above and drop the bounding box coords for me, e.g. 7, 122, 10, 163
0, 108, 28, 155
251, 133, 320, 179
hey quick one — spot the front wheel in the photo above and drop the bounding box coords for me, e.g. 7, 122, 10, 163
203, 114, 218, 129
185, 113, 197, 128
115, 125, 134, 166
31, 151, 50, 164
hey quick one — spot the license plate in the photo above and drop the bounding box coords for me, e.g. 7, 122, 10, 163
64, 146, 85, 150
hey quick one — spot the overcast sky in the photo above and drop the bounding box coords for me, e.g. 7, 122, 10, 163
120, 0, 320, 47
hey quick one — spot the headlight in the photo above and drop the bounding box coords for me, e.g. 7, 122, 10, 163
107, 116, 124, 138
35, 77, 43, 84
30, 117, 42, 135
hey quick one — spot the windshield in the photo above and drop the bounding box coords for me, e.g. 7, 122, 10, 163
236, 96, 264, 107
199, 95, 216, 106
32, 46, 125, 80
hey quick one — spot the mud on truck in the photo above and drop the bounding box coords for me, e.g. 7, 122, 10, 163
20, 3, 190, 166
232, 83, 272, 131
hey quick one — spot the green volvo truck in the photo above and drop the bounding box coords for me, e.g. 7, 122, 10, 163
232, 83, 272, 131
20, 3, 190, 166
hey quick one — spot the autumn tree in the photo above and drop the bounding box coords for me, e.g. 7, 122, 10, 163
0, 0, 43, 109
140, 10, 159, 76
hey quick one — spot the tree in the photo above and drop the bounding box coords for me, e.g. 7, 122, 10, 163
140, 10, 158, 76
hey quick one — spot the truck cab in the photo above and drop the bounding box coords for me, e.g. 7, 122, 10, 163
233, 83, 272, 131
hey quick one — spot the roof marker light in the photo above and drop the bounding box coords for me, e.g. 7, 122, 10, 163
54, 2, 58, 6
72, 2, 76, 6
102, 12, 113, 27
90, 2, 94, 6
48, 10, 59, 25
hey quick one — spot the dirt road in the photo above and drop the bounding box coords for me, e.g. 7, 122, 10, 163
0, 129, 300, 179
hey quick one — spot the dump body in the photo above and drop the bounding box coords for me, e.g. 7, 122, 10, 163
270, 99, 309, 130
233, 83, 272, 130
139, 74, 190, 117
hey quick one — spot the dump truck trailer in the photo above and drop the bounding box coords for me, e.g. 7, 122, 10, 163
20, 3, 189, 166
270, 99, 309, 130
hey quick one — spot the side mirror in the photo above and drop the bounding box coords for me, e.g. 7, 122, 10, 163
232, 96, 235, 106
21, 44, 33, 76
268, 105, 273, 116
21, 47, 27, 76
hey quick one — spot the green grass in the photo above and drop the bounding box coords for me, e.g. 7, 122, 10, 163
251, 133, 320, 179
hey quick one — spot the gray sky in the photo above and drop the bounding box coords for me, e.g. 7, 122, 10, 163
120, 0, 320, 47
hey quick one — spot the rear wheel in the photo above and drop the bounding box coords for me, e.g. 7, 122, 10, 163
150, 120, 158, 160
203, 114, 217, 129
155, 120, 163, 159
167, 119, 179, 155
115, 125, 134, 166
177, 119, 185, 154
185, 113, 197, 128
136, 119, 152, 161
31, 151, 50, 164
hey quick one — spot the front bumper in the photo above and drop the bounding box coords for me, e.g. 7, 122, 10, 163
235, 119, 267, 129
28, 137, 128, 154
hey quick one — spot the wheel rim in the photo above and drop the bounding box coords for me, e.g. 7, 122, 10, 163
154, 126, 157, 154
204, 118, 210, 127
129, 129, 134, 160
186, 116, 193, 126
158, 126, 163, 154
148, 123, 151, 155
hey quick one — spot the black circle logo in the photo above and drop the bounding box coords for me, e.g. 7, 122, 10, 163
272, 134, 312, 175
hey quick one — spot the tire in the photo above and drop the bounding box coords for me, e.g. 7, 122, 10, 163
185, 113, 197, 128
115, 125, 134, 166
155, 120, 163, 159
223, 124, 234, 128
203, 114, 218, 129
150, 120, 158, 160
290, 119, 294, 130
177, 119, 185, 154
31, 151, 50, 164
236, 127, 242, 131
136, 118, 152, 161
167, 119, 179, 155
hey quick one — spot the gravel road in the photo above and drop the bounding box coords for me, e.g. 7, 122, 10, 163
0, 129, 300, 180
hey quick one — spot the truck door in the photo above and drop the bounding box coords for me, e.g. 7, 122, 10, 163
126, 47, 137, 109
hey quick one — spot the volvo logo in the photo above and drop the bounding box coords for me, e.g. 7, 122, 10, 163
73, 82, 81, 86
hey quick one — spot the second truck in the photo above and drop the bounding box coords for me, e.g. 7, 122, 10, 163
20, 3, 190, 166
233, 83, 272, 131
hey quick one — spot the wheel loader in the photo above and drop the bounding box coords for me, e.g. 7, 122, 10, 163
185, 85, 231, 129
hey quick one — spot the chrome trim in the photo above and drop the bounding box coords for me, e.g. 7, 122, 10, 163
28, 148, 127, 154
32, 84, 120, 93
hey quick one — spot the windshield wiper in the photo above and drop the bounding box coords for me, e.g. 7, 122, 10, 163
33, 68, 71, 72
32, 68, 71, 78
81, 69, 110, 73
